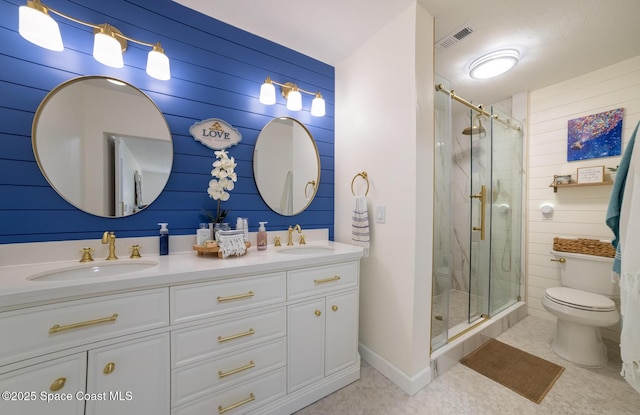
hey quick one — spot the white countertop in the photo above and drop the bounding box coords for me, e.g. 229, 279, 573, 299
0, 241, 363, 311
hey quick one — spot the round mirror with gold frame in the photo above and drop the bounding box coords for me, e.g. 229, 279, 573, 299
253, 117, 320, 216
32, 76, 173, 218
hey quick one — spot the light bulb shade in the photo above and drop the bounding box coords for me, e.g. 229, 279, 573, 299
311, 94, 325, 117
259, 81, 276, 105
286, 89, 302, 111
93, 29, 123, 68
19, 3, 63, 51
146, 46, 171, 80
469, 49, 519, 80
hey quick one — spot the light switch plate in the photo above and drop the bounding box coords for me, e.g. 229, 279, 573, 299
375, 206, 386, 224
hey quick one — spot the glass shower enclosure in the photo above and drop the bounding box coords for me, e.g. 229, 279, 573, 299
431, 76, 523, 352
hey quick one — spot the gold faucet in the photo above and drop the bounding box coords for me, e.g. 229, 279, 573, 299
101, 231, 118, 260
287, 224, 303, 246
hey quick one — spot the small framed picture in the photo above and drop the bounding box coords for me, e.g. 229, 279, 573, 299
577, 166, 604, 184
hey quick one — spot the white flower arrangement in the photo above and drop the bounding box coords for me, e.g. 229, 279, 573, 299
207, 150, 237, 222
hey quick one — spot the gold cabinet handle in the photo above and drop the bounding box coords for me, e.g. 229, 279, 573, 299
49, 313, 118, 334
470, 184, 486, 241
218, 360, 255, 379
217, 291, 254, 303
314, 275, 341, 285
103, 362, 116, 374
50, 377, 66, 391
550, 258, 566, 263
218, 328, 255, 343
331, 305, 338, 312
218, 393, 255, 414
315, 310, 322, 317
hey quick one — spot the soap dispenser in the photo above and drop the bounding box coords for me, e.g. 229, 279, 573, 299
158, 223, 169, 255
257, 222, 268, 251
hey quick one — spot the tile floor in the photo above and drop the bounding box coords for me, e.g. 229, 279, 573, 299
294, 316, 640, 414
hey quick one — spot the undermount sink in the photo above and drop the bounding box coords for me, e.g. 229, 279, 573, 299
276, 246, 334, 255
28, 260, 158, 282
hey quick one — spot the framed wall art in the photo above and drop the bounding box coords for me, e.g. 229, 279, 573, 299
567, 108, 623, 161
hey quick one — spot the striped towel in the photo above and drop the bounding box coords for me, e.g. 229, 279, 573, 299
352, 195, 370, 257
216, 230, 246, 259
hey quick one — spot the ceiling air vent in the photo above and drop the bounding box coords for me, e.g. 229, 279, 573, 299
436, 24, 476, 49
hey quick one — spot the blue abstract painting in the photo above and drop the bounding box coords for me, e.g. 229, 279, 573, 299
567, 108, 623, 161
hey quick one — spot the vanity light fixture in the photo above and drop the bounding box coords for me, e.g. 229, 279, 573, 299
259, 76, 326, 117
18, 0, 171, 80
469, 49, 519, 80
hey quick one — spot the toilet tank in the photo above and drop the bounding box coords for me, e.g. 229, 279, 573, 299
550, 250, 618, 297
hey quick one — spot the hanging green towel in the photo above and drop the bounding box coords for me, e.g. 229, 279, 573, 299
606, 120, 640, 274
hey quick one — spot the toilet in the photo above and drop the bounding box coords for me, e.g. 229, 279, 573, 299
542, 250, 619, 367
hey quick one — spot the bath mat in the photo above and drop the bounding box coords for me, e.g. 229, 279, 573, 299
460, 339, 564, 404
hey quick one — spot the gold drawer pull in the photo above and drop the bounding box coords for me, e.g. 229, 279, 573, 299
217, 291, 254, 303
218, 328, 255, 343
218, 360, 255, 379
315, 310, 322, 317
103, 362, 116, 374
49, 313, 119, 334
314, 275, 341, 285
332, 305, 338, 312
50, 377, 66, 391
218, 393, 255, 414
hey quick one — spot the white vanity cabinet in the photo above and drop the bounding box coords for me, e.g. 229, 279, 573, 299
286, 261, 360, 396
170, 272, 288, 415
86, 333, 170, 415
0, 242, 363, 415
0, 288, 170, 415
0, 352, 86, 415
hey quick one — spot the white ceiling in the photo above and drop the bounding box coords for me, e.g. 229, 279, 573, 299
174, 0, 640, 108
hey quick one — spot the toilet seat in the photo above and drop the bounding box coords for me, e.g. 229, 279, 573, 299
544, 287, 616, 312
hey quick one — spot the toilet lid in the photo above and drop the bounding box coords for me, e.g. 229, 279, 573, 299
545, 287, 616, 311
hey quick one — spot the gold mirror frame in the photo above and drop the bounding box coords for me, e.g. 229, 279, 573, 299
253, 117, 320, 216
32, 76, 173, 218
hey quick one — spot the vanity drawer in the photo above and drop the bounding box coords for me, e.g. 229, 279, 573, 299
0, 288, 169, 366
172, 367, 286, 415
287, 261, 359, 300
170, 272, 286, 324
172, 337, 286, 407
172, 307, 286, 367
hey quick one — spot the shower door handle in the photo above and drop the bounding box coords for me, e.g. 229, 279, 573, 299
470, 185, 486, 241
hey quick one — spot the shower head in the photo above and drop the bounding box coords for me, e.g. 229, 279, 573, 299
462, 116, 486, 136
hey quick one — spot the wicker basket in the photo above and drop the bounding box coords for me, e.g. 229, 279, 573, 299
553, 237, 615, 258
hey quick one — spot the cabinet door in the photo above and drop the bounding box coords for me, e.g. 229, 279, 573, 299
287, 298, 324, 392
86, 333, 170, 415
0, 353, 86, 415
325, 290, 359, 375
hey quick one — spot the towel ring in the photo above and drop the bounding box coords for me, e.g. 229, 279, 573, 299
351, 171, 369, 196
304, 180, 317, 198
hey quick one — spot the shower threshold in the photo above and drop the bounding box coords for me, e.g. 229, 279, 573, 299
431, 301, 527, 379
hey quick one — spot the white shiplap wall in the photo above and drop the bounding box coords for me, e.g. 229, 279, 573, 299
527, 55, 640, 340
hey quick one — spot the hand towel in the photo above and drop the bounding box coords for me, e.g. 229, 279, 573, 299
352, 195, 370, 257
216, 229, 246, 259
280, 171, 293, 215
606, 121, 639, 273
611, 120, 640, 393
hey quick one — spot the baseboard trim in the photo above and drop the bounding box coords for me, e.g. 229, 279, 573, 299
358, 343, 432, 396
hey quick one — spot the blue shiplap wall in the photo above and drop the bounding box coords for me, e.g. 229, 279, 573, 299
0, 0, 334, 244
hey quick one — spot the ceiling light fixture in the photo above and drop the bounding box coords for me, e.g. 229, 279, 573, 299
469, 49, 519, 80
18, 0, 171, 80
259, 76, 326, 117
